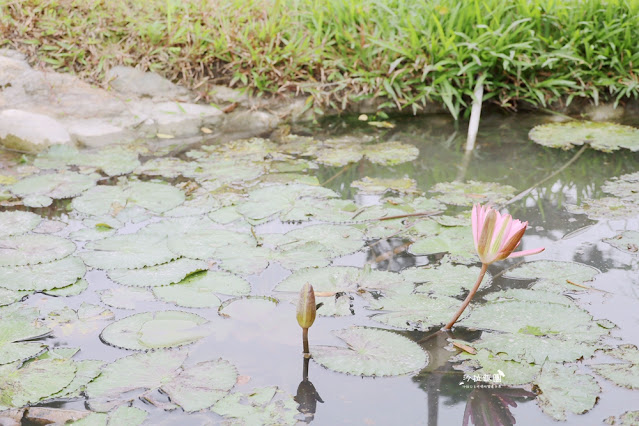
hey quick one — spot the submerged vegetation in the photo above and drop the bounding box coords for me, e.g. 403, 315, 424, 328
1, 0, 639, 116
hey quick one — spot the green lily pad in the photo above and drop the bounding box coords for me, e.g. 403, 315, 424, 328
46, 303, 115, 336
363, 141, 419, 165
0, 359, 77, 408
605, 411, 639, 426
51, 359, 105, 400
43, 278, 88, 297
86, 350, 187, 411
80, 233, 177, 270
161, 359, 237, 412
311, 327, 428, 376
0, 235, 75, 266
279, 198, 358, 223
167, 228, 254, 261
0, 211, 41, 237
0, 288, 31, 306
274, 266, 413, 295
591, 344, 639, 390
71, 186, 128, 216
268, 224, 365, 258
219, 296, 279, 321
503, 260, 600, 292
430, 180, 516, 206
534, 363, 600, 421
316, 293, 354, 317
212, 386, 299, 426
153, 270, 250, 308
100, 287, 156, 310
0, 256, 86, 291
164, 193, 220, 217
409, 225, 477, 264
351, 177, 417, 194
454, 349, 541, 386
100, 311, 209, 350
402, 262, 492, 297
603, 231, 639, 255
107, 258, 207, 288
529, 121, 639, 152
364, 293, 462, 331
10, 172, 98, 202
35, 145, 141, 176
483, 289, 576, 306
0, 304, 49, 365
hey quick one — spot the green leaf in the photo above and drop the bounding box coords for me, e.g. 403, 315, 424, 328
0, 211, 41, 238
430, 180, 516, 206
0, 256, 86, 291
153, 270, 250, 308
10, 172, 97, 201
212, 386, 299, 425
503, 260, 600, 293
81, 233, 177, 270
454, 349, 541, 386
591, 344, 639, 390
0, 235, 75, 267
365, 293, 462, 331
403, 262, 491, 297
107, 258, 207, 287
351, 177, 417, 194
311, 327, 428, 376
529, 121, 639, 152
603, 231, 639, 255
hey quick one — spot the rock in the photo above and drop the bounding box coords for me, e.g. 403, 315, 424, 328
221, 110, 280, 135
584, 103, 625, 121
130, 101, 224, 137
64, 119, 135, 148
0, 109, 72, 152
0, 409, 23, 426
208, 85, 250, 107
106, 66, 191, 101
0, 55, 30, 87
24, 407, 89, 425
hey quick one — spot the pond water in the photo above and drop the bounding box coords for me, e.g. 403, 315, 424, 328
1, 111, 638, 425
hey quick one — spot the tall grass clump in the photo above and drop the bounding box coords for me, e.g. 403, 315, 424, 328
1, 0, 638, 117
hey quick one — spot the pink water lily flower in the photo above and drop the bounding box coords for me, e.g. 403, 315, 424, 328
472, 204, 545, 265
444, 204, 544, 330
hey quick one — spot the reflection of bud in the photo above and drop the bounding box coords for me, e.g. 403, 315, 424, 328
296, 283, 316, 330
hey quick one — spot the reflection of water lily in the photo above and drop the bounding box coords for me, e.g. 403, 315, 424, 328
445, 204, 544, 330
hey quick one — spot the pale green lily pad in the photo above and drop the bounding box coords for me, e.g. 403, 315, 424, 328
316, 293, 353, 317
409, 225, 477, 264
601, 171, 639, 199
459, 300, 609, 343
167, 228, 254, 260
164, 194, 220, 217
137, 157, 190, 179
591, 344, 639, 389
534, 364, 600, 421
0, 211, 41, 237
213, 245, 272, 276
107, 258, 207, 288
454, 349, 541, 386
311, 327, 428, 376
483, 289, 576, 306
46, 303, 115, 336
100, 311, 209, 350
162, 359, 238, 412
0, 288, 31, 306
212, 386, 299, 426
274, 266, 413, 295
107, 406, 148, 426
314, 144, 363, 166
351, 177, 417, 194
0, 256, 86, 291
35, 145, 141, 176
605, 411, 639, 426
153, 270, 250, 308
402, 262, 492, 297
279, 198, 357, 223
604, 231, 639, 255
23, 194, 53, 208
44, 278, 89, 297
71, 186, 128, 216
504, 260, 600, 292
10, 172, 98, 201
69, 226, 116, 242
81, 234, 176, 270
51, 359, 105, 400
364, 293, 462, 331
0, 235, 75, 266
363, 141, 419, 165
86, 350, 187, 411
566, 196, 639, 220
0, 304, 49, 365
100, 287, 156, 310
219, 296, 279, 321
269, 224, 364, 258
0, 359, 76, 408
431, 180, 516, 206
529, 121, 639, 152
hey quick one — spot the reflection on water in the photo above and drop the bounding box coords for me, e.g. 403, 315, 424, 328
295, 356, 324, 423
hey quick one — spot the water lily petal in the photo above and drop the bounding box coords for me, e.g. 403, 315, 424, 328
505, 247, 545, 259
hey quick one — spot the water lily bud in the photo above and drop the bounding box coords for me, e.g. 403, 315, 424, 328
296, 283, 316, 329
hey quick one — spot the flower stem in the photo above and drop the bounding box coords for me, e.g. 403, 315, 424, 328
443, 263, 488, 330
302, 327, 309, 355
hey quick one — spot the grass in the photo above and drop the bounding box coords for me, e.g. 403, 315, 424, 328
1, 0, 638, 118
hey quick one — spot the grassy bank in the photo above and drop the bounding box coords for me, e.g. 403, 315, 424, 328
1, 0, 638, 118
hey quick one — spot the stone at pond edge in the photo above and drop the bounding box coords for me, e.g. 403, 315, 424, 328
0, 109, 72, 152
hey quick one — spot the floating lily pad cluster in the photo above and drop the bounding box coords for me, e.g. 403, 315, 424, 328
567, 171, 639, 219
529, 121, 639, 152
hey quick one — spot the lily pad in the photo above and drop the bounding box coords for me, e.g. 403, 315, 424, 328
0, 359, 77, 408
603, 231, 639, 255
161, 359, 238, 412
0, 235, 75, 267
167, 228, 254, 261
601, 171, 639, 199
454, 349, 541, 386
430, 181, 516, 206
43, 278, 89, 297
219, 296, 279, 321
0, 288, 31, 306
0, 256, 86, 291
35, 145, 141, 176
86, 350, 187, 411
153, 270, 250, 308
409, 225, 477, 264
107, 258, 207, 288
311, 327, 428, 376
268, 224, 365, 258
212, 386, 299, 425
402, 262, 492, 297
591, 344, 639, 390
0, 211, 41, 237
100, 287, 156, 310
10, 172, 98, 203
351, 177, 417, 194
503, 260, 600, 293
0, 304, 49, 365
51, 359, 105, 400
80, 233, 177, 270
364, 293, 462, 331
566, 196, 639, 220
534, 364, 600, 421
46, 303, 115, 336
529, 121, 639, 152
363, 141, 419, 165
100, 311, 209, 350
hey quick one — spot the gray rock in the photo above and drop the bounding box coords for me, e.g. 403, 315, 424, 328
129, 101, 224, 137
221, 110, 280, 135
208, 85, 250, 106
0, 109, 72, 152
0, 55, 30, 87
584, 103, 625, 121
64, 119, 135, 148
106, 66, 191, 101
